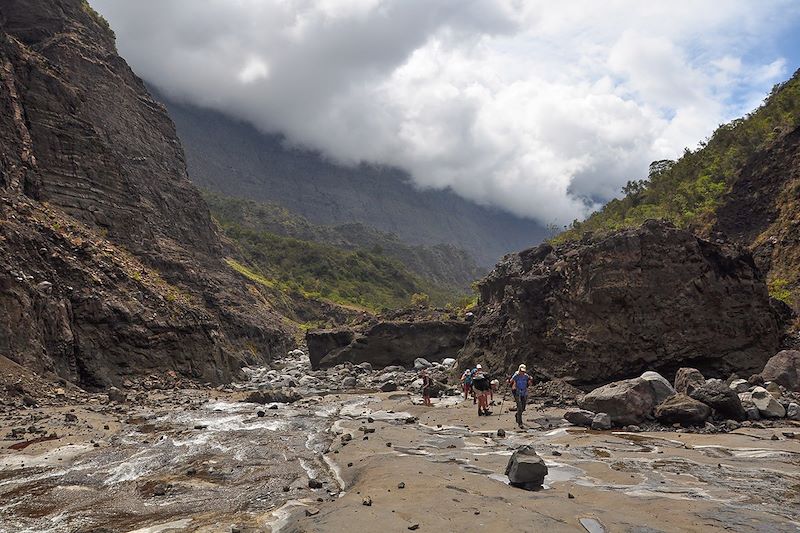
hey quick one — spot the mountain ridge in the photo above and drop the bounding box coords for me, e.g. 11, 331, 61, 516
155, 92, 548, 267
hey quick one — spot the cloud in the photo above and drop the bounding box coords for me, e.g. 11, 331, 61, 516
90, 0, 799, 225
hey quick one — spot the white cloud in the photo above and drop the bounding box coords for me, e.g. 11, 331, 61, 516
90, 0, 798, 225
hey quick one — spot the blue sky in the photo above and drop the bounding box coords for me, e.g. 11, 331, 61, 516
92, 0, 800, 225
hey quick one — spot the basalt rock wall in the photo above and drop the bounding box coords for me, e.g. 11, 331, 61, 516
459, 220, 785, 386
0, 0, 291, 387
307, 320, 470, 369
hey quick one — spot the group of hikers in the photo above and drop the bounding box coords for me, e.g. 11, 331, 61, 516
416, 361, 534, 428
458, 363, 532, 428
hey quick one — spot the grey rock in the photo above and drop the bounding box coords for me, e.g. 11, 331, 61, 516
107, 387, 127, 404
578, 377, 656, 426
244, 388, 302, 404
341, 376, 357, 388
591, 412, 612, 430
563, 409, 595, 427
641, 371, 676, 404
689, 381, 746, 421
654, 394, 711, 426
787, 402, 800, 420
379, 381, 398, 392
674, 368, 706, 395
761, 350, 800, 392
729, 379, 749, 393
504, 445, 548, 490
414, 358, 432, 369
765, 381, 783, 399
750, 386, 786, 418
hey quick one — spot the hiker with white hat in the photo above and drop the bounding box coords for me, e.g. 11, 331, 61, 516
510, 364, 532, 428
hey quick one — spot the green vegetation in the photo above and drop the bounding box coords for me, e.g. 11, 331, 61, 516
221, 223, 457, 312
203, 190, 483, 291
555, 70, 800, 243
80, 0, 115, 37
206, 191, 476, 312
768, 278, 794, 306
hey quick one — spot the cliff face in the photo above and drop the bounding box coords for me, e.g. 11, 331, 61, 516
459, 220, 785, 386
0, 0, 291, 388
714, 124, 800, 308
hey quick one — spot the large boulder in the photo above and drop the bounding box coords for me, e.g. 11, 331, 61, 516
640, 371, 676, 404
654, 394, 711, 426
578, 377, 656, 426
689, 381, 746, 421
307, 321, 469, 369
760, 350, 800, 392
674, 368, 706, 395
563, 409, 595, 427
457, 221, 783, 385
749, 387, 786, 418
504, 446, 548, 490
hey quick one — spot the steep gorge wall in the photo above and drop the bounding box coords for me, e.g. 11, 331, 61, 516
0, 0, 291, 387
459, 221, 785, 386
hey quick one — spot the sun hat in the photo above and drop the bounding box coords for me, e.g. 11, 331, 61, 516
476, 364, 482, 369
519, 364, 527, 372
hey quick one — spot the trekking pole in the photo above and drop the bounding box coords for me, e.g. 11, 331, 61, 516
497, 386, 509, 418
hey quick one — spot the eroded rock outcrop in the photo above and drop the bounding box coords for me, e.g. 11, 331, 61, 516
307, 320, 469, 369
459, 220, 784, 385
0, 0, 291, 387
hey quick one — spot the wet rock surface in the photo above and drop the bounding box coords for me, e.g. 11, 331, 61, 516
2, 350, 800, 532
458, 221, 784, 385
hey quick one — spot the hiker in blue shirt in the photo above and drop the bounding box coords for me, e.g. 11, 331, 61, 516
511, 364, 532, 428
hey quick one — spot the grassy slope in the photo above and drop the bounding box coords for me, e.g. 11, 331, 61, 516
212, 210, 472, 313
554, 69, 800, 307
203, 190, 484, 290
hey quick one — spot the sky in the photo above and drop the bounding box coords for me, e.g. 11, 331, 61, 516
90, 0, 800, 226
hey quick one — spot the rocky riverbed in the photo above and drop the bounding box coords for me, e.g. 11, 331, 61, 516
1, 353, 800, 532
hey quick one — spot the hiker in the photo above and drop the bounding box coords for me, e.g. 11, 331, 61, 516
421, 369, 432, 407
460, 368, 473, 401
489, 379, 499, 404
472, 364, 492, 416
510, 364, 532, 428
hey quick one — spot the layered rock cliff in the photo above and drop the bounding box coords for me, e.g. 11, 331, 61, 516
714, 124, 800, 308
459, 220, 785, 386
0, 0, 291, 387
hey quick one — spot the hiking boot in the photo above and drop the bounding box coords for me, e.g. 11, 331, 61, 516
483, 410, 493, 416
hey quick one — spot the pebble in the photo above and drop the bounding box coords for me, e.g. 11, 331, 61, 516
362, 496, 373, 506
